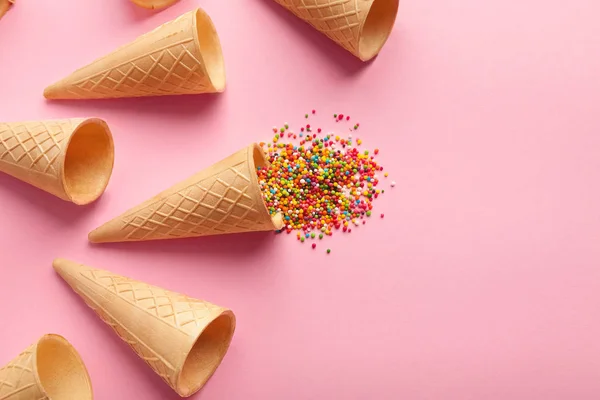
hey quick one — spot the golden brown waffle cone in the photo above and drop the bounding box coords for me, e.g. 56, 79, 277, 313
0, 334, 93, 400
131, 0, 180, 10
44, 8, 225, 100
89, 143, 283, 243
0, 118, 114, 205
53, 258, 236, 397
273, 0, 399, 61
0, 0, 14, 20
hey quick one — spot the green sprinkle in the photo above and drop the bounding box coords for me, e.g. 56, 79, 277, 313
366, 210, 372, 217
305, 114, 309, 118
285, 124, 289, 129
280, 127, 285, 133
311, 233, 316, 238
300, 236, 305, 242
327, 249, 331, 254
319, 234, 323, 239
334, 114, 338, 118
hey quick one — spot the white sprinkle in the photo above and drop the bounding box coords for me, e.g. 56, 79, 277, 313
391, 181, 396, 187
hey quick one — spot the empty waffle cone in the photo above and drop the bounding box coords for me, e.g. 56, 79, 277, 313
0, 118, 114, 205
44, 8, 225, 100
131, 0, 180, 10
89, 143, 283, 243
0, 334, 93, 400
273, 0, 399, 61
53, 258, 236, 397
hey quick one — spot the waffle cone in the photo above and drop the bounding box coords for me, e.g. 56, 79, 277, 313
0, 118, 114, 205
273, 0, 399, 61
44, 8, 225, 100
89, 143, 283, 243
131, 0, 180, 10
0, 334, 93, 400
0, 0, 14, 20
53, 258, 236, 397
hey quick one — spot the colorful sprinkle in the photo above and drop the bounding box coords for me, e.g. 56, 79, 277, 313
259, 113, 388, 252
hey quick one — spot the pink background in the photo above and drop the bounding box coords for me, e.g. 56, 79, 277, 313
1, 0, 600, 398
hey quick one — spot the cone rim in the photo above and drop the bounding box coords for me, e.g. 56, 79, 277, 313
247, 143, 284, 230
61, 118, 115, 205
192, 8, 226, 92
176, 309, 236, 397
33, 334, 94, 400
130, 0, 179, 10
357, 0, 400, 61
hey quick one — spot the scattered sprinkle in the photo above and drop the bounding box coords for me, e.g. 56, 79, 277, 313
258, 112, 391, 253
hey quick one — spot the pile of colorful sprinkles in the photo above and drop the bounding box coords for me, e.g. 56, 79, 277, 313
257, 112, 394, 253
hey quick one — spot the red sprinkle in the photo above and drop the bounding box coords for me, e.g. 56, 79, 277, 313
346, 116, 350, 121
312, 110, 316, 114
312, 243, 316, 249
381, 214, 384, 218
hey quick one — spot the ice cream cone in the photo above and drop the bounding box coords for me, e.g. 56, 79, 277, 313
131, 0, 180, 10
272, 0, 399, 61
89, 143, 283, 243
0, 334, 93, 400
0, 118, 114, 205
53, 258, 236, 397
43, 8, 225, 100
0, 0, 14, 21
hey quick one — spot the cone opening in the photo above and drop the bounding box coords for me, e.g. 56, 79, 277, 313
178, 311, 235, 396
194, 8, 226, 92
63, 119, 114, 205
358, 0, 399, 61
252, 144, 285, 230
36, 335, 93, 400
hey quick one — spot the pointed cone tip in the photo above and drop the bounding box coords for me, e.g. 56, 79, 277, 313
43, 83, 59, 99
88, 226, 109, 243
52, 258, 78, 277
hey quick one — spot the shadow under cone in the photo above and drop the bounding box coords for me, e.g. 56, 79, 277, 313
53, 258, 236, 397
89, 143, 283, 243
44, 8, 225, 99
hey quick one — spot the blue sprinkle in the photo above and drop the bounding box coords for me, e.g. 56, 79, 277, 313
305, 233, 310, 238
